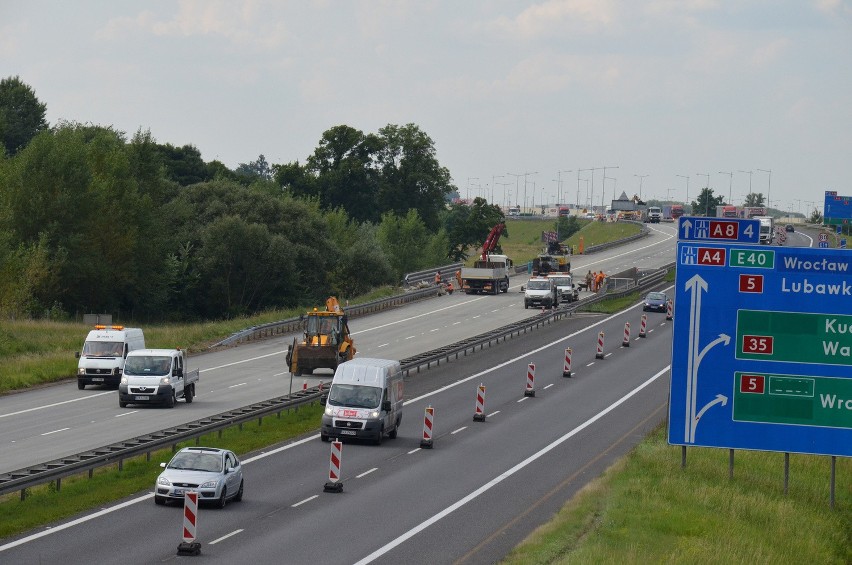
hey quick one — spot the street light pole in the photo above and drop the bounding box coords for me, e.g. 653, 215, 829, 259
757, 168, 772, 211
633, 174, 649, 200
554, 170, 572, 206
738, 170, 753, 202
718, 171, 733, 205
523, 172, 538, 214
601, 165, 619, 210
467, 177, 478, 202
696, 173, 710, 216
506, 172, 522, 208
491, 175, 504, 204
676, 174, 690, 209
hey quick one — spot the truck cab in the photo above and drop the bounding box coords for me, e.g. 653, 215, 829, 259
524, 276, 557, 309
76, 326, 145, 389
119, 349, 198, 408
548, 274, 579, 302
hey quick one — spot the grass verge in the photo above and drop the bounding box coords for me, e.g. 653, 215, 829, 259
502, 425, 851, 564
0, 403, 323, 540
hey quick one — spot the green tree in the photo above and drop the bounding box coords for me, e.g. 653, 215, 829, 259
691, 187, 725, 217
744, 192, 765, 207
809, 208, 823, 224
0, 76, 48, 157
556, 215, 582, 240
156, 142, 210, 186
444, 197, 506, 261
375, 123, 455, 231
328, 222, 395, 297
235, 154, 273, 183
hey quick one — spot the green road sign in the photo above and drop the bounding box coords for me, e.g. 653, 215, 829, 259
729, 248, 774, 269
734, 372, 852, 429
736, 310, 852, 367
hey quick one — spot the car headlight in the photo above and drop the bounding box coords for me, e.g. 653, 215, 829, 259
157, 476, 171, 486
325, 406, 333, 416
199, 480, 219, 489
121, 376, 128, 385
159, 377, 171, 385
370, 410, 380, 419
77, 368, 85, 375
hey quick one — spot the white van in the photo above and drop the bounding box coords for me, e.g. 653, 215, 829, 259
320, 358, 403, 444
75, 325, 145, 389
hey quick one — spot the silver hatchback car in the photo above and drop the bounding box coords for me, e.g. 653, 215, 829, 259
154, 447, 244, 508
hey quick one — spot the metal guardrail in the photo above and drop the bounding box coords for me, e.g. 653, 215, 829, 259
0, 262, 675, 501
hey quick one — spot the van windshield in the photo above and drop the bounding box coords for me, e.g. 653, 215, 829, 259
82, 341, 124, 357
550, 277, 571, 287
327, 384, 382, 409
527, 280, 550, 290
123, 356, 172, 376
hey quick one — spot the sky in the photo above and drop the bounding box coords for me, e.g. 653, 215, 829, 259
3, 1, 851, 216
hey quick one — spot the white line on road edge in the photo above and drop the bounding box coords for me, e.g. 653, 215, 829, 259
292, 495, 319, 508
354, 366, 670, 565
41, 428, 70, 436
450, 427, 467, 435
114, 411, 138, 418
357, 468, 378, 479
209, 529, 244, 544
0, 391, 113, 419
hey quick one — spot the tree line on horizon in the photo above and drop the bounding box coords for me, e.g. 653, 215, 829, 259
0, 76, 509, 322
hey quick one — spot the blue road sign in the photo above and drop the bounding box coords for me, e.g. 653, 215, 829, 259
678, 216, 760, 244
669, 241, 852, 457
842, 239, 847, 249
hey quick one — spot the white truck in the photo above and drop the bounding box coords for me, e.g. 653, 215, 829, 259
548, 273, 579, 303
118, 348, 199, 408
461, 254, 513, 295
320, 358, 403, 445
756, 216, 774, 244
646, 206, 662, 223
76, 325, 145, 389
523, 276, 558, 309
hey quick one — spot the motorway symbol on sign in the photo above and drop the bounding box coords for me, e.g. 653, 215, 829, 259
678, 216, 760, 244
819, 241, 829, 248
669, 241, 852, 457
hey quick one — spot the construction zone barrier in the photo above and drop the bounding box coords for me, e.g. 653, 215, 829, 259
666, 299, 673, 321
420, 405, 434, 449
176, 491, 201, 556
563, 347, 572, 377
639, 314, 647, 338
323, 440, 343, 493
473, 384, 486, 422
622, 322, 631, 347
595, 331, 605, 359
524, 363, 536, 397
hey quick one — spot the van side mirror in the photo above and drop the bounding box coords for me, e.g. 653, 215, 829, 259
382, 400, 391, 412
75, 352, 81, 359
520, 285, 526, 291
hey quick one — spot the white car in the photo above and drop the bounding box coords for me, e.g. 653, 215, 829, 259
154, 447, 244, 508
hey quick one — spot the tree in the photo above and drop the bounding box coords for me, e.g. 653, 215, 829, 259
156, 143, 210, 186
0, 76, 48, 157
556, 215, 582, 240
809, 208, 823, 224
235, 154, 273, 183
691, 187, 725, 217
744, 192, 765, 207
375, 124, 456, 231
443, 197, 506, 261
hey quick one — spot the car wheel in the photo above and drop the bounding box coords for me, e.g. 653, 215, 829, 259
119, 400, 127, 408
154, 496, 165, 505
217, 486, 227, 509
502, 277, 509, 293
320, 433, 329, 442
234, 480, 244, 502
374, 428, 383, 446
184, 384, 194, 404
77, 381, 85, 390
388, 424, 398, 439
166, 390, 176, 408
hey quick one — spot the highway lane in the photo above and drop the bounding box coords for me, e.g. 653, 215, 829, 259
1, 291, 674, 563
0, 223, 679, 474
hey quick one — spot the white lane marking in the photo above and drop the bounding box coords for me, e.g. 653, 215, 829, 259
450, 427, 467, 435
210, 529, 244, 544
605, 353, 613, 358
430, 328, 440, 332
472, 315, 481, 319
405, 336, 416, 340
377, 343, 389, 348
452, 321, 461, 325
41, 428, 70, 436
354, 366, 669, 565
586, 362, 595, 367
517, 397, 528, 403
0, 391, 113, 419
357, 468, 378, 479
408, 448, 422, 454
115, 411, 138, 418
292, 495, 318, 507
544, 384, 554, 390
486, 411, 500, 417
229, 383, 247, 389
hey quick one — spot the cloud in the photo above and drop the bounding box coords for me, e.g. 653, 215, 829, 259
484, 0, 617, 39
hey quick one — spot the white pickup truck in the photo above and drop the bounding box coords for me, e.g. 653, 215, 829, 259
461, 254, 513, 295
118, 348, 199, 408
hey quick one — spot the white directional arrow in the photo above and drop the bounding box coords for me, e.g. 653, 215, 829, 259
697, 334, 731, 367
684, 274, 708, 443
691, 394, 729, 442
681, 218, 693, 239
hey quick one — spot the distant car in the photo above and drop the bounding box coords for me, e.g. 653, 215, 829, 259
785, 224, 794, 232
154, 447, 244, 508
643, 291, 669, 313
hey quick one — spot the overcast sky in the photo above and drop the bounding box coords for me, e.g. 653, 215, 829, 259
3, 1, 850, 215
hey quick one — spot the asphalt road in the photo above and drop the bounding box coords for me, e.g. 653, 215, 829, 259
0, 223, 679, 474
1, 294, 674, 564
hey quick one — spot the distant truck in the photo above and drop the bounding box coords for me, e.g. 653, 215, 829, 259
119, 348, 199, 408
548, 273, 579, 303
670, 204, 685, 220
461, 254, 513, 295
646, 206, 662, 223
76, 325, 145, 389
719, 205, 738, 218
756, 216, 774, 244
320, 358, 403, 444
744, 206, 766, 219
